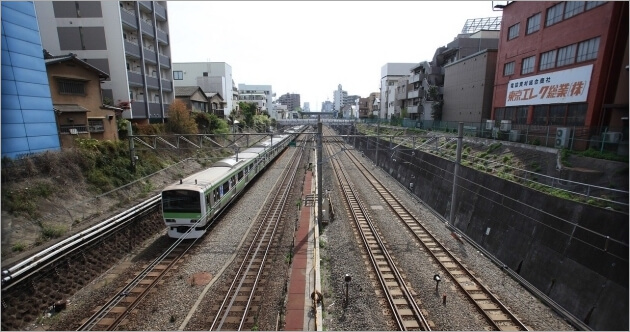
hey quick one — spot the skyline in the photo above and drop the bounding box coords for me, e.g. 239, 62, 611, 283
168, 1, 504, 111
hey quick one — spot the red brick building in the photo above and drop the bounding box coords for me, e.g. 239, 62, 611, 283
492, 1, 628, 150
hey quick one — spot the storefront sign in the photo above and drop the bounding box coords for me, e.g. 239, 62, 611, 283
505, 64, 593, 106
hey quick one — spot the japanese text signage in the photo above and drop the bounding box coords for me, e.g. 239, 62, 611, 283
505, 64, 593, 107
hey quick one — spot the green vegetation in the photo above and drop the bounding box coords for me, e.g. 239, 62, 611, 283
41, 224, 67, 240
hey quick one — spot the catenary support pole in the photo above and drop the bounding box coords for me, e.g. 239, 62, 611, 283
449, 122, 463, 226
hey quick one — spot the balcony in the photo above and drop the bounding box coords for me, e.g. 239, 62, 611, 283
131, 101, 147, 118
143, 48, 157, 64
145, 75, 159, 89
409, 73, 421, 83
140, 20, 155, 38
120, 8, 137, 29
124, 40, 141, 58
161, 79, 172, 91
156, 28, 168, 44
139, 1, 152, 12
158, 53, 170, 68
148, 102, 163, 118
127, 71, 143, 87
408, 106, 419, 114
407, 90, 420, 99
154, 2, 167, 20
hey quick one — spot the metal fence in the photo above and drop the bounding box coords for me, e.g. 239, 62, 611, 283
359, 118, 628, 155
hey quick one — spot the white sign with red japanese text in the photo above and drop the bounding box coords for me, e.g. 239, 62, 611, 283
505, 64, 593, 107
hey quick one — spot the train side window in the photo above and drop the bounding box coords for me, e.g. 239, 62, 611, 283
238, 171, 243, 180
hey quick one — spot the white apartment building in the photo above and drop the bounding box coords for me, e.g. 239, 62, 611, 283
35, 1, 174, 123
172, 62, 235, 118
333, 84, 347, 113
379, 63, 416, 119
238, 84, 274, 118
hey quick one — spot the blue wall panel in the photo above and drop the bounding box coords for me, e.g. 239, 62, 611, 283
1, 109, 24, 124
21, 109, 55, 123
1, 1, 60, 159
28, 135, 60, 150
16, 81, 51, 98
1, 123, 26, 138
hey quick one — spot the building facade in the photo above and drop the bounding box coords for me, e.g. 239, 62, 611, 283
238, 84, 273, 117
492, 1, 628, 150
2, 1, 61, 159
277, 93, 301, 113
443, 49, 498, 123
379, 63, 417, 119
172, 62, 234, 118
35, 1, 174, 124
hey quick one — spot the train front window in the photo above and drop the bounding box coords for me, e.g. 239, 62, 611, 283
162, 190, 201, 213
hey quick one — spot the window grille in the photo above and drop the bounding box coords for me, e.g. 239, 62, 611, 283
58, 79, 86, 95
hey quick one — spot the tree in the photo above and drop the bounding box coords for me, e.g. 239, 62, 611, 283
166, 99, 198, 134
428, 86, 443, 121
194, 112, 230, 134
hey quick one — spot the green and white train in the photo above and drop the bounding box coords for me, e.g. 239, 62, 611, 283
161, 127, 304, 239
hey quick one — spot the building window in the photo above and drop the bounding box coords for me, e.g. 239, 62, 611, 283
577, 37, 600, 62
585, 1, 606, 10
507, 23, 520, 40
503, 61, 515, 76
203, 72, 208, 77
88, 119, 105, 132
567, 103, 587, 126
526, 13, 541, 34
557, 44, 577, 66
564, 1, 585, 19
539, 50, 557, 71
57, 79, 86, 95
173, 70, 183, 80
521, 56, 535, 74
546, 2, 565, 26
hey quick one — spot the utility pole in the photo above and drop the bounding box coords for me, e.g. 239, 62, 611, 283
317, 115, 323, 232
128, 121, 136, 172
448, 122, 463, 226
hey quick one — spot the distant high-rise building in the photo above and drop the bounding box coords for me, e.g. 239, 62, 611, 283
35, 1, 174, 123
277, 93, 301, 113
303, 102, 310, 112
2, 1, 61, 158
333, 84, 347, 112
321, 100, 334, 112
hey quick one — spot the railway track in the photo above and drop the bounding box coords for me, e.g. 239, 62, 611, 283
324, 139, 432, 331
326, 127, 529, 331
208, 145, 304, 331
77, 240, 195, 330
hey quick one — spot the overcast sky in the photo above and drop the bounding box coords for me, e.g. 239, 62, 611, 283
168, 1, 503, 111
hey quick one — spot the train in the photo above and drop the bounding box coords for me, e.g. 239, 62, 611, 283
161, 126, 305, 239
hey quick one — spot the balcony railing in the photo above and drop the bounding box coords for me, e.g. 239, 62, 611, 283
148, 102, 163, 118
120, 8, 137, 29
154, 2, 167, 20
145, 75, 159, 89
161, 79, 172, 91
409, 73, 421, 83
127, 71, 143, 86
156, 28, 168, 44
140, 19, 155, 38
143, 48, 157, 64
407, 90, 420, 99
158, 53, 170, 68
408, 106, 419, 114
124, 40, 141, 58
139, 1, 152, 12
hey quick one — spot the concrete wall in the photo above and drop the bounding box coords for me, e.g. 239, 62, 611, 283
335, 125, 628, 331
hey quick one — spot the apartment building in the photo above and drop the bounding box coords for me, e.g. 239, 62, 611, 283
172, 62, 234, 118
277, 93, 301, 113
1, 1, 61, 159
492, 1, 628, 150
333, 84, 347, 113
321, 100, 333, 112
35, 1, 174, 124
379, 63, 417, 120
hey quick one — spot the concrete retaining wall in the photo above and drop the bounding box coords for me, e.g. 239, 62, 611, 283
339, 128, 628, 331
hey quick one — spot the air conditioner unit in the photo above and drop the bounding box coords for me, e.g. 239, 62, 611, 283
555, 127, 570, 148
69, 128, 78, 135
603, 132, 623, 143
485, 120, 494, 130
500, 120, 511, 132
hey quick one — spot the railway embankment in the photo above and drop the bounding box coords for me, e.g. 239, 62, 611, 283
335, 126, 628, 331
